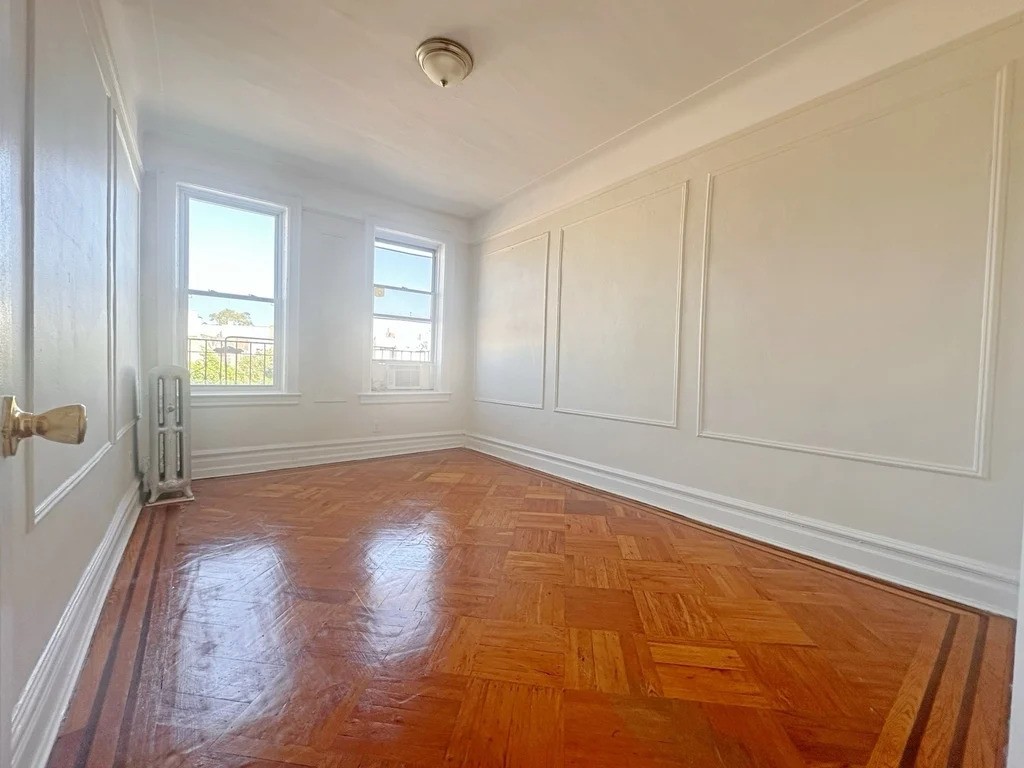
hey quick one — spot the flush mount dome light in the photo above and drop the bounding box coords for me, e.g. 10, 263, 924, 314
416, 37, 473, 88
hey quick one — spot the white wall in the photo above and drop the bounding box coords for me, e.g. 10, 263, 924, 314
469, 19, 1024, 615
9, 0, 144, 764
141, 137, 472, 477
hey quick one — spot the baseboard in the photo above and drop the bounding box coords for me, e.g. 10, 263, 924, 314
466, 434, 1018, 617
12, 481, 142, 768
191, 431, 466, 479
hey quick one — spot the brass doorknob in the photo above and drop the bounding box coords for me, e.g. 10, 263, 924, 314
2, 396, 87, 458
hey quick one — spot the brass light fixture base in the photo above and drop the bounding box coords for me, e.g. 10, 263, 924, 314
416, 37, 474, 88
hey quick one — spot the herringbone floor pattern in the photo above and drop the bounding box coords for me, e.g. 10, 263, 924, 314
47, 449, 1013, 767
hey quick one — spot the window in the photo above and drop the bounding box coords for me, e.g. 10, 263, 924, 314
180, 187, 286, 389
371, 236, 438, 391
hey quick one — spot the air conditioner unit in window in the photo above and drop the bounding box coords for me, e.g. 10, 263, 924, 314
386, 363, 432, 390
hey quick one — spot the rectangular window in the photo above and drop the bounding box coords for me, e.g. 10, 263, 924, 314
371, 237, 438, 390
181, 187, 286, 388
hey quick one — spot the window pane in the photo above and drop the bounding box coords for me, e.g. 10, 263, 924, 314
373, 286, 432, 320
372, 317, 432, 362
187, 294, 275, 385
188, 197, 277, 298
373, 244, 433, 291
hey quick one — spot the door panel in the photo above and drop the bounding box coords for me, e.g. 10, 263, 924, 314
30, 0, 113, 521
0, 0, 29, 759
3, 0, 144, 764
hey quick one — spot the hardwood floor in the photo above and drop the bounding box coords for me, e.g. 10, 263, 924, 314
46, 449, 1013, 767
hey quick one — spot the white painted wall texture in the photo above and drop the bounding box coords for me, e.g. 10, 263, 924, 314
470, 20, 1024, 615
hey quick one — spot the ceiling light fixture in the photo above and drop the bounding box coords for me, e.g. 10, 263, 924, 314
416, 37, 473, 88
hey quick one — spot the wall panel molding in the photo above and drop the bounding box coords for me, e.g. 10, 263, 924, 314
106, 100, 117, 444
32, 443, 113, 525
28, 0, 119, 526
78, 0, 143, 174
553, 184, 687, 427
112, 114, 142, 440
474, 232, 550, 410
695, 66, 1012, 477
475, 397, 546, 410
115, 417, 139, 443
466, 434, 1018, 616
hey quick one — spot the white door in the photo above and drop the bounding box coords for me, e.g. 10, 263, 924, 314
1, 0, 30, 762
1, 1, 142, 766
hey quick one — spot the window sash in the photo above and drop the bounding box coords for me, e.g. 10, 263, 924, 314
375, 239, 435, 259
373, 285, 433, 322
181, 186, 286, 389
187, 288, 275, 304
373, 283, 432, 296
372, 237, 438, 370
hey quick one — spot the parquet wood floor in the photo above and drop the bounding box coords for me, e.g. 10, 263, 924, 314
46, 449, 1014, 767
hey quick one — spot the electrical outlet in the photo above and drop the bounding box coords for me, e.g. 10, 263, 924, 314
372, 421, 381, 434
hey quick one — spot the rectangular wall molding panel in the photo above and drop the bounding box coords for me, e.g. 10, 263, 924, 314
554, 184, 686, 427
695, 67, 1011, 476
29, 0, 115, 522
474, 232, 550, 409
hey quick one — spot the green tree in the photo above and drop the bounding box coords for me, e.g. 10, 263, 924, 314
208, 308, 254, 326
190, 349, 227, 385
189, 346, 274, 386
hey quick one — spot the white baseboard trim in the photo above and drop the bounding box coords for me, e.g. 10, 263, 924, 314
12, 481, 142, 768
192, 431, 466, 479
466, 434, 1018, 617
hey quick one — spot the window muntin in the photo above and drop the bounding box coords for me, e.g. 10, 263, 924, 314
182, 189, 285, 388
372, 239, 436, 365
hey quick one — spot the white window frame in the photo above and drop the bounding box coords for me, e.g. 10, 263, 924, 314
177, 183, 298, 401
361, 226, 450, 402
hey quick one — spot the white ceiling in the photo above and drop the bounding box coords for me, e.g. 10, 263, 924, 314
105, 0, 866, 217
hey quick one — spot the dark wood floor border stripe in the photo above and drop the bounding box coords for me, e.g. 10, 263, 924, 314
113, 511, 170, 766
72, 512, 157, 768
464, 448, 983, 617
946, 614, 990, 767
901, 614, 960, 766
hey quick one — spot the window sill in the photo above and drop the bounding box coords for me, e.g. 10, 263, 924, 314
358, 391, 451, 405
191, 391, 302, 408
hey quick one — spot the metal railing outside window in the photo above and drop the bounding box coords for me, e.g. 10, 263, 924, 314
188, 336, 275, 386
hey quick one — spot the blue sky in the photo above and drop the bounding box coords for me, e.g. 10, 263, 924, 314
187, 200, 435, 329
188, 198, 277, 326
